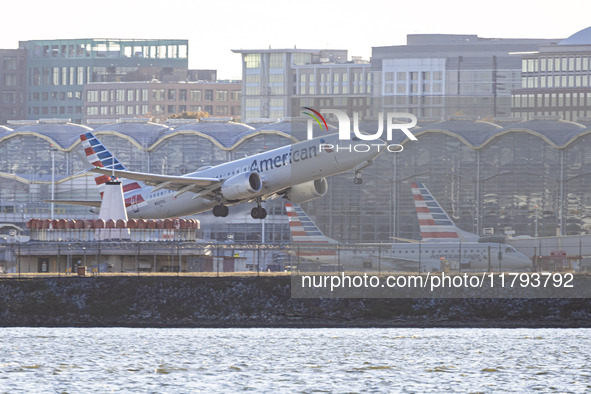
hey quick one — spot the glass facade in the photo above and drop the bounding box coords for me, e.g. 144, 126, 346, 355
1, 118, 591, 242
303, 119, 591, 241
22, 39, 189, 124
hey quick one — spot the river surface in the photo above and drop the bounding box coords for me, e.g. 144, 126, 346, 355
0, 328, 589, 392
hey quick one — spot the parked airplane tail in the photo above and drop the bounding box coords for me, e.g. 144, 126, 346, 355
411, 182, 479, 242
285, 202, 337, 244
80, 132, 146, 207
285, 202, 338, 262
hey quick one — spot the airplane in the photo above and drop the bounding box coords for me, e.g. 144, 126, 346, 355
52, 131, 384, 220
285, 183, 533, 272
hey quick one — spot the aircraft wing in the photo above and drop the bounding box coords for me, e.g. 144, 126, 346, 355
44, 199, 102, 207
90, 167, 221, 194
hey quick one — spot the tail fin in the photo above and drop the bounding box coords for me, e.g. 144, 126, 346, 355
285, 202, 337, 244
411, 182, 478, 242
80, 132, 145, 204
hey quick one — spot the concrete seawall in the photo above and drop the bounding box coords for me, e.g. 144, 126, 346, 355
0, 276, 590, 327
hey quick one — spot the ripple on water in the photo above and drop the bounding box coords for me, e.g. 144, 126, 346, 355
0, 327, 588, 392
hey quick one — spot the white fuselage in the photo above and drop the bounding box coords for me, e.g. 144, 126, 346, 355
295, 241, 533, 272
127, 134, 382, 219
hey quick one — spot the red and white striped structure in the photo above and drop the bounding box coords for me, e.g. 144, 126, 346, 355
285, 202, 337, 261
80, 132, 145, 208
411, 182, 478, 242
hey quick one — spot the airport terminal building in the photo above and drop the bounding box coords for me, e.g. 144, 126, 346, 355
0, 115, 590, 244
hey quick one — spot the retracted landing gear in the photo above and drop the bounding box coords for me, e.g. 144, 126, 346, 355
251, 201, 267, 219
213, 204, 229, 217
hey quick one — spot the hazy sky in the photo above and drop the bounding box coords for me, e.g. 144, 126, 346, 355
2, 0, 589, 79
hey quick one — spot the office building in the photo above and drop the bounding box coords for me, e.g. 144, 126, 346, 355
83, 80, 241, 123
512, 26, 591, 121
20, 38, 189, 124
232, 48, 373, 121
0, 48, 27, 122
372, 34, 559, 119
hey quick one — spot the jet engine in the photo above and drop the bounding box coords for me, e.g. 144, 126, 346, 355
286, 178, 328, 203
221, 172, 263, 201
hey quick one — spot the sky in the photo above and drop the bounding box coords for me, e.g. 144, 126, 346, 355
2, 0, 590, 79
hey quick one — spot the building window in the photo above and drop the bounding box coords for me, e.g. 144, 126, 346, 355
52, 68, 59, 86
245, 86, 260, 95
190, 90, 202, 101
246, 74, 260, 83
270, 75, 284, 83
216, 90, 228, 102
152, 89, 165, 101
245, 54, 261, 69
168, 89, 176, 100
245, 98, 260, 108
87, 90, 98, 102
179, 89, 187, 101
216, 106, 228, 115
270, 53, 284, 68
271, 86, 284, 94
204, 90, 213, 101
269, 98, 283, 107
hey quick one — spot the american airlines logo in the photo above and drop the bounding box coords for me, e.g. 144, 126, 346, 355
303, 108, 418, 153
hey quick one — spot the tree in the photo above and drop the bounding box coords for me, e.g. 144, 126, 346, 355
168, 111, 209, 120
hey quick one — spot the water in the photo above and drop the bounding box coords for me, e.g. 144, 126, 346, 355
0, 328, 590, 393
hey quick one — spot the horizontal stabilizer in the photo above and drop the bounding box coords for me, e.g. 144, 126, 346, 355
90, 168, 220, 191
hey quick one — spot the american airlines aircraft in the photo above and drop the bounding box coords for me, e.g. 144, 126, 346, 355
59, 131, 384, 219
286, 183, 533, 272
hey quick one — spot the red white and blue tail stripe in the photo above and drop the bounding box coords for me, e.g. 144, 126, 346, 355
285, 202, 337, 260
411, 182, 478, 242
80, 132, 145, 208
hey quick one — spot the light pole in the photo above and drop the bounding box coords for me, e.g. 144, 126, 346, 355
534, 205, 539, 238
50, 145, 58, 220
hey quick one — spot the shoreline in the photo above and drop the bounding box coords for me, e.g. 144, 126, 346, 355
0, 276, 590, 328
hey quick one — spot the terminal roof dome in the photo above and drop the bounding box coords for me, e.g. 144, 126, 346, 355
10, 121, 92, 148
167, 121, 257, 148
91, 121, 171, 147
558, 26, 591, 46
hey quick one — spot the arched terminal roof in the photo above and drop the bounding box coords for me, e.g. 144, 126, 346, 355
161, 119, 294, 149
91, 121, 172, 148
8, 120, 92, 149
